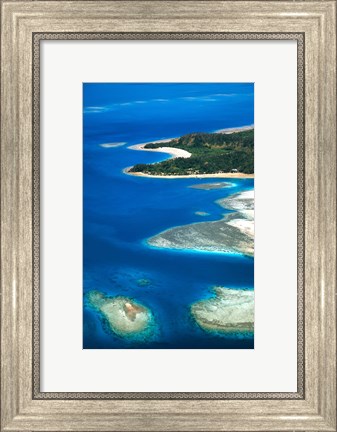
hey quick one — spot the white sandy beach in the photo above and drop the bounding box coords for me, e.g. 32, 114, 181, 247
221, 190, 255, 239
125, 169, 254, 179
128, 142, 191, 159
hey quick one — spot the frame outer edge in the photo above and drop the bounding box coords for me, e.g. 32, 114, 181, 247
1, 1, 336, 432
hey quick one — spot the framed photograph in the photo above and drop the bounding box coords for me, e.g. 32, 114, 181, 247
1, 1, 336, 431
83, 82, 255, 350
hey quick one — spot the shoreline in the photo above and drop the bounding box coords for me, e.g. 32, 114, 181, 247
125, 124, 254, 179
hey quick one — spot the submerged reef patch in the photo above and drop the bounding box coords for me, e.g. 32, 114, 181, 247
86, 291, 156, 339
147, 190, 254, 256
195, 211, 210, 217
191, 287, 254, 335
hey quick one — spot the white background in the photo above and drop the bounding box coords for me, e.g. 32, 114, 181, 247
41, 40, 298, 392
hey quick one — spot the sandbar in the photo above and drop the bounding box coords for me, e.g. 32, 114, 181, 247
128, 142, 191, 159
126, 129, 254, 178
217, 190, 254, 238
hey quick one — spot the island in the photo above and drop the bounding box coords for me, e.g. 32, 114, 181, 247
147, 189, 254, 257
191, 287, 254, 335
127, 128, 254, 177
87, 291, 155, 339
189, 182, 232, 190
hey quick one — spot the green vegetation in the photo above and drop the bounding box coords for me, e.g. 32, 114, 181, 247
129, 129, 254, 175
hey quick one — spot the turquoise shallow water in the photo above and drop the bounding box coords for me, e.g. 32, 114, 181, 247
83, 83, 254, 349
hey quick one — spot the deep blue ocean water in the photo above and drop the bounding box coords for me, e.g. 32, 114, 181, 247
83, 83, 254, 349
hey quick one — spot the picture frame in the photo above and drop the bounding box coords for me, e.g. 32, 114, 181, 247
1, 1, 336, 431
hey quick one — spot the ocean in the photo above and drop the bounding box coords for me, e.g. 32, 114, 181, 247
83, 83, 254, 349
